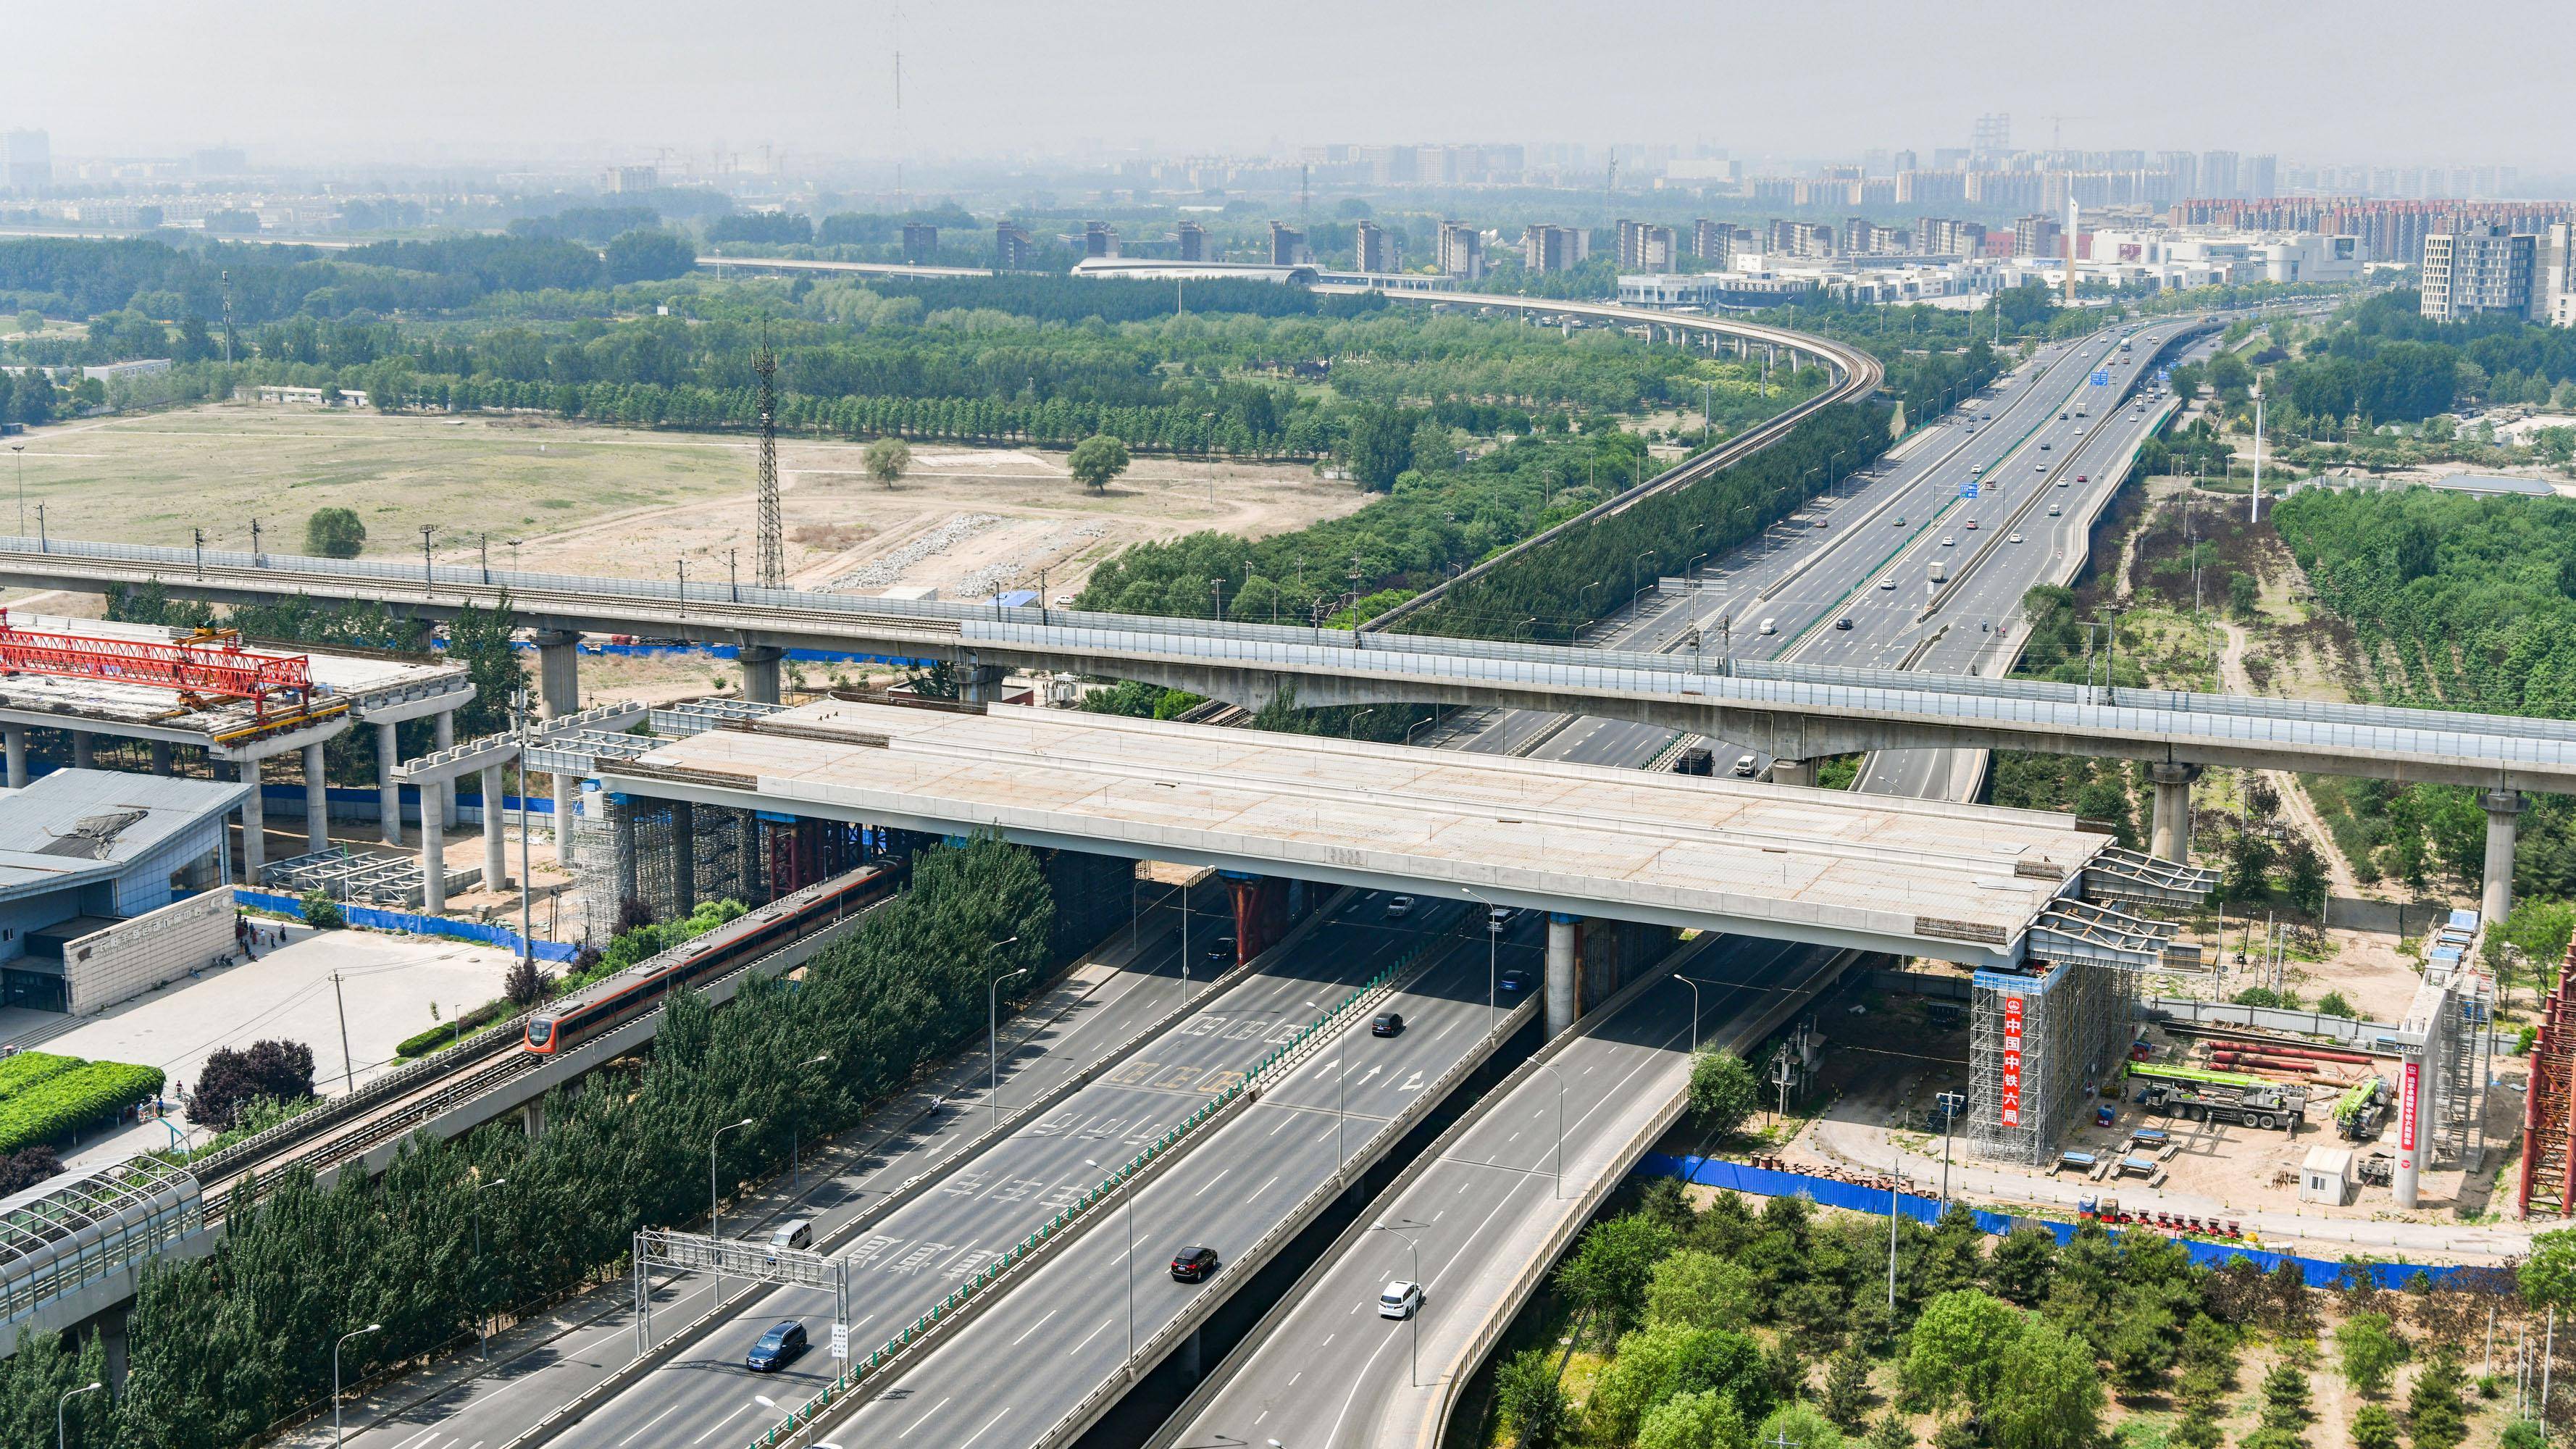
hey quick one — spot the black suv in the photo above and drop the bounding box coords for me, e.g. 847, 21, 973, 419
745, 1319, 807, 1373
1171, 1245, 1220, 1282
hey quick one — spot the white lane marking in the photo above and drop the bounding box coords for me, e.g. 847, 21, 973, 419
691, 1400, 758, 1443
1245, 1174, 1279, 1203
616, 1401, 688, 1447
898, 1396, 952, 1437
1010, 1308, 1058, 1345
1194, 1169, 1230, 1197
957, 1407, 1011, 1447
1070, 1317, 1116, 1356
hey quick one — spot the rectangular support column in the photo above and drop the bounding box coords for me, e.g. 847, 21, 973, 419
435, 710, 457, 830
239, 757, 267, 881
2484, 790, 2522, 928
1, 724, 23, 789
70, 731, 91, 769
304, 743, 329, 853
375, 721, 402, 847
419, 797, 446, 916
536, 629, 581, 869
957, 664, 1005, 705
2149, 762, 2199, 864
739, 645, 785, 706
149, 741, 172, 777
1770, 757, 1812, 788
482, 764, 509, 895
1546, 912, 1580, 1038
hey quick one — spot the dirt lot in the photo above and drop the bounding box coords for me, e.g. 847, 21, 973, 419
7, 401, 1369, 598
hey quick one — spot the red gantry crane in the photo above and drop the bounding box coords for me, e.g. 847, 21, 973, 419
0, 610, 315, 719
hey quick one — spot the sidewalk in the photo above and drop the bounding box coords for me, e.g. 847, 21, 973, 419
282, 924, 1180, 1448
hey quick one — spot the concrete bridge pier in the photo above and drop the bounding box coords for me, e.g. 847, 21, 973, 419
482, 764, 510, 894
2148, 763, 2200, 863
1546, 913, 1580, 1037
611, 795, 639, 915
739, 645, 786, 705
535, 628, 584, 867
435, 710, 457, 830
1, 723, 22, 788
419, 796, 446, 916
375, 721, 403, 847
2484, 790, 2522, 926
239, 760, 267, 880
149, 741, 172, 776
1176, 1325, 1203, 1385
956, 663, 1007, 705
1770, 758, 1812, 788
304, 743, 329, 852
69, 730, 91, 768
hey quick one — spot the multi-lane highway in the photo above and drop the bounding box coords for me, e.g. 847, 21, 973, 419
333, 894, 1495, 1449
1158, 314, 2222, 1449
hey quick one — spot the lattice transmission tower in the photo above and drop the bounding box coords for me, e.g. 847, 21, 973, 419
753, 319, 784, 588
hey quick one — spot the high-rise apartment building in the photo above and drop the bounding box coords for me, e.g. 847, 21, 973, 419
1917, 218, 1988, 256
1690, 219, 1737, 267
2540, 225, 2576, 327
2245, 155, 2278, 201
2420, 226, 2535, 322
1437, 221, 1484, 280
1892, 149, 1919, 175
1897, 170, 1967, 205
1268, 221, 1310, 267
604, 163, 657, 194
1355, 220, 1401, 273
995, 222, 1035, 270
2157, 151, 2199, 196
1973, 114, 2012, 157
2199, 151, 2240, 199
1522, 224, 1589, 272
1176, 220, 1208, 262
901, 222, 939, 265
1615, 219, 1676, 270
2012, 214, 2063, 259
1084, 221, 1118, 259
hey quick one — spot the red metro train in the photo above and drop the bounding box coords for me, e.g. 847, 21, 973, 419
523, 864, 893, 1056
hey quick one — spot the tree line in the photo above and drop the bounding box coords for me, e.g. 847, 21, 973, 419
7, 836, 1053, 1449
1495, 1172, 2523, 1449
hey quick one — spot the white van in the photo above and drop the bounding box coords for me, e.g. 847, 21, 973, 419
766, 1219, 814, 1262
1758, 617, 1777, 635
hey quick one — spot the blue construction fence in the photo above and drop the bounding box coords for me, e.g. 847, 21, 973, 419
232, 887, 580, 963
1637, 1153, 2489, 1290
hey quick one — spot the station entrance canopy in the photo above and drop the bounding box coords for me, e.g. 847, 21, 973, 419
601, 697, 2150, 972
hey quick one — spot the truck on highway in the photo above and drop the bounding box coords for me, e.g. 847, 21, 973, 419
1928, 560, 1948, 583
2129, 1063, 2307, 1131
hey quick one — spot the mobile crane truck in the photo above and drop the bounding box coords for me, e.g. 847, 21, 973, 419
2128, 1063, 2308, 1132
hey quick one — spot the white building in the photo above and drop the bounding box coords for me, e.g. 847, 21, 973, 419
2422, 226, 2536, 322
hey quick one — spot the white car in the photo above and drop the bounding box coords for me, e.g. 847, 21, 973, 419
1941, 535, 1957, 547
1384, 895, 1415, 919
2009, 533, 2025, 544
1878, 577, 1897, 590
1379, 1281, 1423, 1319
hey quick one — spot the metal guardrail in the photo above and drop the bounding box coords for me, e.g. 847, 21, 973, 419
745, 930, 1447, 1449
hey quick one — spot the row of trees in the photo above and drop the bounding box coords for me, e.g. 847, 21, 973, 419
1499, 1175, 2523, 1449
4, 836, 1054, 1449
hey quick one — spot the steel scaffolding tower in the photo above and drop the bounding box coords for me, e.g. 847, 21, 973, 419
1968, 958, 2123, 1167
2519, 943, 2576, 1216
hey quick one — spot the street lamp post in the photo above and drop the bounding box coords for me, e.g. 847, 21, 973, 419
1459, 887, 1500, 1034
1671, 976, 1706, 1052
987, 938, 1027, 1132
10, 442, 23, 537
1531, 1061, 1568, 1198
1087, 1158, 1135, 1365
1372, 1219, 1427, 1387
334, 1324, 381, 1448
711, 1116, 755, 1295
57, 1380, 100, 1449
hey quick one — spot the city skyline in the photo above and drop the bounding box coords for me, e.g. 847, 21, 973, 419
7, 0, 2571, 174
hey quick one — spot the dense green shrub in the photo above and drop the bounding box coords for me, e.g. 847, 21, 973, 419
0, 1061, 165, 1153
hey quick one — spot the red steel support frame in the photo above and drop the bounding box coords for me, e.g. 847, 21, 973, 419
0, 611, 311, 718
2518, 941, 2576, 1217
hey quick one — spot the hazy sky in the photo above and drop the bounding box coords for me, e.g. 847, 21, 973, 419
13, 0, 2568, 172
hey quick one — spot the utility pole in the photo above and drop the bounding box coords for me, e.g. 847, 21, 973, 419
2250, 380, 2265, 524
332, 972, 355, 1094
754, 318, 784, 588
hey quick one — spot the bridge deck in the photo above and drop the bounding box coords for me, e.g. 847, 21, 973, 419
609, 699, 2107, 969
